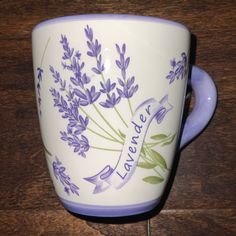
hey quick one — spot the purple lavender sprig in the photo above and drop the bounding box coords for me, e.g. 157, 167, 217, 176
50, 87, 90, 157
74, 86, 100, 106
50, 66, 66, 91
49, 65, 90, 157
49, 34, 103, 157
166, 52, 188, 84
60, 35, 74, 60
61, 129, 89, 157
37, 67, 43, 81
84, 25, 121, 109
85, 25, 105, 74
115, 44, 138, 99
99, 79, 121, 108
36, 67, 43, 115
60, 34, 91, 89
53, 157, 80, 196
60, 34, 101, 106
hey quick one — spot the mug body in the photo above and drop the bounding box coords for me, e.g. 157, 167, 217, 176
32, 14, 190, 217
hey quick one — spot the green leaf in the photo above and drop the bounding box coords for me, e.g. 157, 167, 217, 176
137, 162, 157, 169
162, 134, 176, 146
149, 149, 167, 169
143, 176, 164, 184
150, 134, 168, 140
118, 129, 126, 139
141, 146, 146, 155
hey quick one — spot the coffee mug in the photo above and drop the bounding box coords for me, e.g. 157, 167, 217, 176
32, 14, 217, 217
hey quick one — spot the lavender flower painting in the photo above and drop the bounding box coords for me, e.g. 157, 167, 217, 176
48, 25, 183, 187
36, 67, 43, 115
53, 157, 80, 196
35, 38, 50, 116
166, 52, 188, 84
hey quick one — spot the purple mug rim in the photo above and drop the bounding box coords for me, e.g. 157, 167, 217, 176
32, 14, 189, 32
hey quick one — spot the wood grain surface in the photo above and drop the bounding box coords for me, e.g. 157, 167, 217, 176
0, 1, 235, 235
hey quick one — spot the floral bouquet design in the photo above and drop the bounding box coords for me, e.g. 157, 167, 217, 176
33, 15, 218, 219
37, 25, 187, 196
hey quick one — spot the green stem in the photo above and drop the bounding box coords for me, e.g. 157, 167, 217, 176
114, 106, 128, 128
40, 37, 51, 67
87, 127, 122, 143
144, 145, 154, 158
70, 57, 123, 142
146, 141, 159, 146
90, 146, 122, 152
100, 72, 106, 84
143, 143, 154, 160
146, 142, 165, 148
147, 143, 158, 148
145, 136, 174, 147
80, 106, 122, 144
140, 149, 154, 164
65, 86, 121, 143
140, 153, 163, 179
128, 98, 134, 116
142, 143, 166, 173
140, 153, 152, 164
100, 71, 128, 129
92, 104, 123, 141
153, 168, 164, 178
145, 146, 166, 172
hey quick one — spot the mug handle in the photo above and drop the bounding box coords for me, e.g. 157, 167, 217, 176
180, 66, 217, 148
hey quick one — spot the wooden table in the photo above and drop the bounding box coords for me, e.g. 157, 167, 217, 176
1, 1, 235, 235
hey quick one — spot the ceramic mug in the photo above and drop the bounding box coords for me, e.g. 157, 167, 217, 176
32, 14, 217, 217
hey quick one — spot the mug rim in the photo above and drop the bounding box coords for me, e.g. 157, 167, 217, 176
32, 14, 189, 33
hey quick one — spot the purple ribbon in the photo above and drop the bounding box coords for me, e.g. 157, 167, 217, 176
85, 95, 173, 194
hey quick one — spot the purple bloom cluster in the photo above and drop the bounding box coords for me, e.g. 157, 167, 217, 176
36, 67, 44, 115
61, 131, 89, 157
49, 34, 103, 157
166, 52, 188, 84
50, 66, 66, 91
115, 44, 138, 99
84, 26, 138, 108
53, 157, 80, 196
60, 35, 74, 60
85, 25, 105, 74
37, 67, 43, 81
99, 79, 121, 108
84, 25, 121, 109
74, 86, 100, 106
60, 34, 101, 106
49, 26, 139, 156
60, 35, 91, 90
50, 87, 90, 157
49, 63, 90, 157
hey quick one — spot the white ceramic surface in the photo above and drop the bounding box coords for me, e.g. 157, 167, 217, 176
32, 15, 211, 217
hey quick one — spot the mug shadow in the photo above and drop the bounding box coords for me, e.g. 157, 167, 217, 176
68, 34, 197, 224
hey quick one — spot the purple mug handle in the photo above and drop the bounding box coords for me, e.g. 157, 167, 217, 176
180, 66, 217, 148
